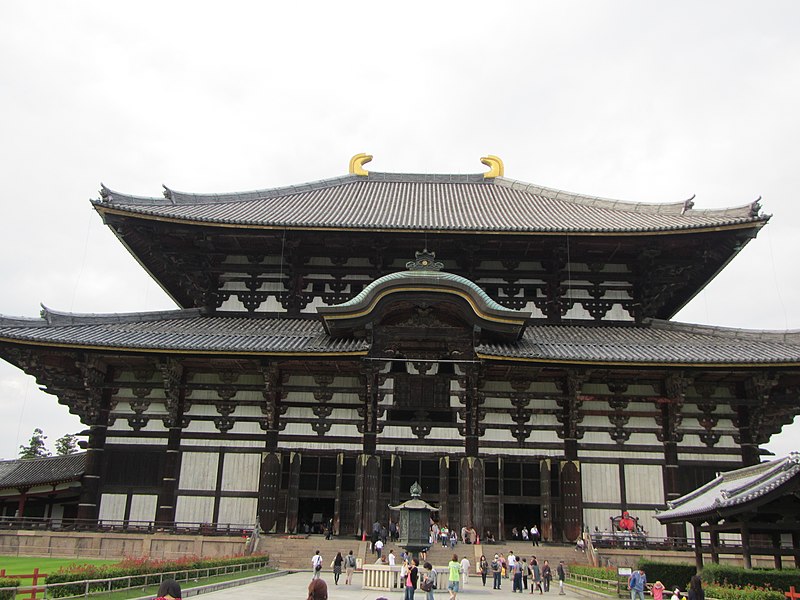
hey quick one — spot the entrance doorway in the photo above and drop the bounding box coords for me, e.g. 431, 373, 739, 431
503, 503, 540, 540
297, 497, 335, 534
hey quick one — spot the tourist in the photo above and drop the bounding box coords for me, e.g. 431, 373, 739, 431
653, 581, 666, 600
508, 551, 517, 582
479, 554, 489, 586
531, 557, 542, 594
512, 554, 523, 593
307, 579, 328, 600
423, 562, 438, 600
450, 529, 458, 549
331, 551, 343, 585
687, 576, 704, 600
522, 526, 530, 541
531, 525, 540, 546
375, 538, 384, 558
448, 553, 462, 600
575, 537, 585, 552
500, 552, 508, 579
311, 550, 323, 580
389, 550, 396, 566
441, 525, 450, 547
462, 525, 469, 544
155, 579, 181, 600
541, 560, 552, 592
521, 557, 529, 590
671, 589, 682, 600
491, 553, 501, 589
344, 550, 356, 584
404, 559, 419, 600
460, 554, 470, 586
628, 568, 647, 600
557, 561, 566, 595
512, 526, 519, 539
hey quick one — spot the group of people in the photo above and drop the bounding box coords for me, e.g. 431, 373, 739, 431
628, 569, 705, 600
483, 552, 566, 595
311, 549, 359, 585
510, 525, 542, 545
432, 523, 479, 547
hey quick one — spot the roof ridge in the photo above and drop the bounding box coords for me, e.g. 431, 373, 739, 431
38, 306, 205, 326
647, 318, 800, 342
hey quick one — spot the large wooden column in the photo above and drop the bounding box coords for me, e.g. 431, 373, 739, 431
558, 370, 585, 541
76, 358, 113, 522
459, 364, 484, 534
691, 521, 704, 571
286, 452, 301, 533
257, 364, 283, 533
438, 456, 450, 528
660, 373, 689, 541
355, 364, 382, 535
157, 359, 185, 525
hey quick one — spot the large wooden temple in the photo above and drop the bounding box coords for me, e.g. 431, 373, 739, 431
1, 154, 799, 542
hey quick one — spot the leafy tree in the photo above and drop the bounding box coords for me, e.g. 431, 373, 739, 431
18, 428, 51, 459
55, 433, 79, 456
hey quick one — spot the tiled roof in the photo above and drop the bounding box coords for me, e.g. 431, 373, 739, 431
1, 309, 799, 365
93, 172, 767, 234
0, 453, 85, 490
0, 308, 368, 355
477, 320, 800, 365
656, 453, 800, 522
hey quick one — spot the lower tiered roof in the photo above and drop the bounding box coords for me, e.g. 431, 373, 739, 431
1, 307, 798, 366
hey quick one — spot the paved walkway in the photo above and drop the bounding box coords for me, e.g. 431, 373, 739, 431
198, 572, 584, 600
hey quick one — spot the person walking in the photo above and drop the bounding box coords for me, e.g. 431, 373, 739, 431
344, 550, 356, 585
557, 561, 566, 595
512, 555, 523, 593
155, 579, 181, 600
332, 551, 343, 585
687, 576, 704, 600
628, 568, 647, 600
375, 538, 384, 559
460, 555, 471, 587
541, 560, 552, 592
479, 554, 489, 587
491, 553, 502, 589
311, 550, 323, 580
307, 579, 328, 600
531, 557, 542, 594
448, 554, 462, 600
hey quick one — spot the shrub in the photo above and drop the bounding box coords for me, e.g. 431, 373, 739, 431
705, 583, 785, 600
637, 559, 697, 591
702, 563, 800, 593
568, 565, 617, 580
0, 578, 19, 600
45, 553, 269, 598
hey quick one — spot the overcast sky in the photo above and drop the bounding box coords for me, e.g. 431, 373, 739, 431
1, 1, 798, 461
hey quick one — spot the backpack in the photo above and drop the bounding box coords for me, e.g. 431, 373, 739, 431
347, 555, 356, 568
421, 578, 434, 592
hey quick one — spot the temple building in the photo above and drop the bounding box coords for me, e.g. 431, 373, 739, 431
1, 154, 799, 542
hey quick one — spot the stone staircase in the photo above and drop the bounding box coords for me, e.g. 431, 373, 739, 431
256, 535, 591, 572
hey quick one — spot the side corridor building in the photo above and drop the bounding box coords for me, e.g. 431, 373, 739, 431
1, 155, 799, 541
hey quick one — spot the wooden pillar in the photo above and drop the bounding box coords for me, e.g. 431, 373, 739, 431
390, 455, 401, 506
333, 453, 343, 536
741, 522, 753, 569
772, 532, 783, 569
540, 459, 552, 542
77, 365, 114, 522
157, 362, 186, 526
692, 522, 704, 571
286, 452, 301, 533
15, 490, 28, 518
356, 365, 382, 535
661, 375, 688, 542
710, 528, 720, 564
357, 455, 380, 536
459, 457, 484, 535
438, 456, 449, 529
498, 457, 505, 540
737, 406, 761, 467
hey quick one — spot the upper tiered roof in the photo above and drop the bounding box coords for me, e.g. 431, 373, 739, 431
94, 171, 767, 234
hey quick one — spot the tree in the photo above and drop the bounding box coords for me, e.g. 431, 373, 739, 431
18, 428, 51, 459
55, 433, 79, 456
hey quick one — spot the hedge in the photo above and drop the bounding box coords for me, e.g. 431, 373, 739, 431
568, 565, 617, 580
705, 584, 785, 600
637, 559, 697, 591
0, 578, 19, 600
45, 553, 269, 598
702, 563, 800, 593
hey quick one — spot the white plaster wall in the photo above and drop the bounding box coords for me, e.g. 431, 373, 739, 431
180, 452, 219, 490
218, 497, 258, 526
175, 496, 215, 524
221, 453, 261, 492
106, 437, 167, 447
636, 510, 667, 537
581, 431, 613, 444
282, 440, 362, 451
99, 493, 127, 522
579, 450, 664, 460
188, 439, 264, 449
581, 463, 621, 503
129, 494, 158, 522
584, 508, 616, 533
624, 464, 664, 505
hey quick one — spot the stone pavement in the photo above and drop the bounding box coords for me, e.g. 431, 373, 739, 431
196, 571, 590, 600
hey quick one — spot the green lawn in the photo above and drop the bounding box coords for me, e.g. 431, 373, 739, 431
0, 556, 116, 577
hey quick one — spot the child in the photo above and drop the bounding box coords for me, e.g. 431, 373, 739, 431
671, 588, 681, 600
652, 581, 666, 600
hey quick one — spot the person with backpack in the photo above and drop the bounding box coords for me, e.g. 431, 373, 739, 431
491, 554, 501, 589
311, 550, 323, 580
344, 550, 357, 584
557, 561, 566, 595
479, 554, 489, 587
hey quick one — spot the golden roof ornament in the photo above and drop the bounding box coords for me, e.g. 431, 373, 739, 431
349, 153, 373, 176
481, 155, 504, 179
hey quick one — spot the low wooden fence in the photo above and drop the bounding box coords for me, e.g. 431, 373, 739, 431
0, 560, 269, 599
0, 567, 47, 600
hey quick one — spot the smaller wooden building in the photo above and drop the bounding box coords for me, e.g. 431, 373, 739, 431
657, 453, 800, 569
0, 454, 85, 523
